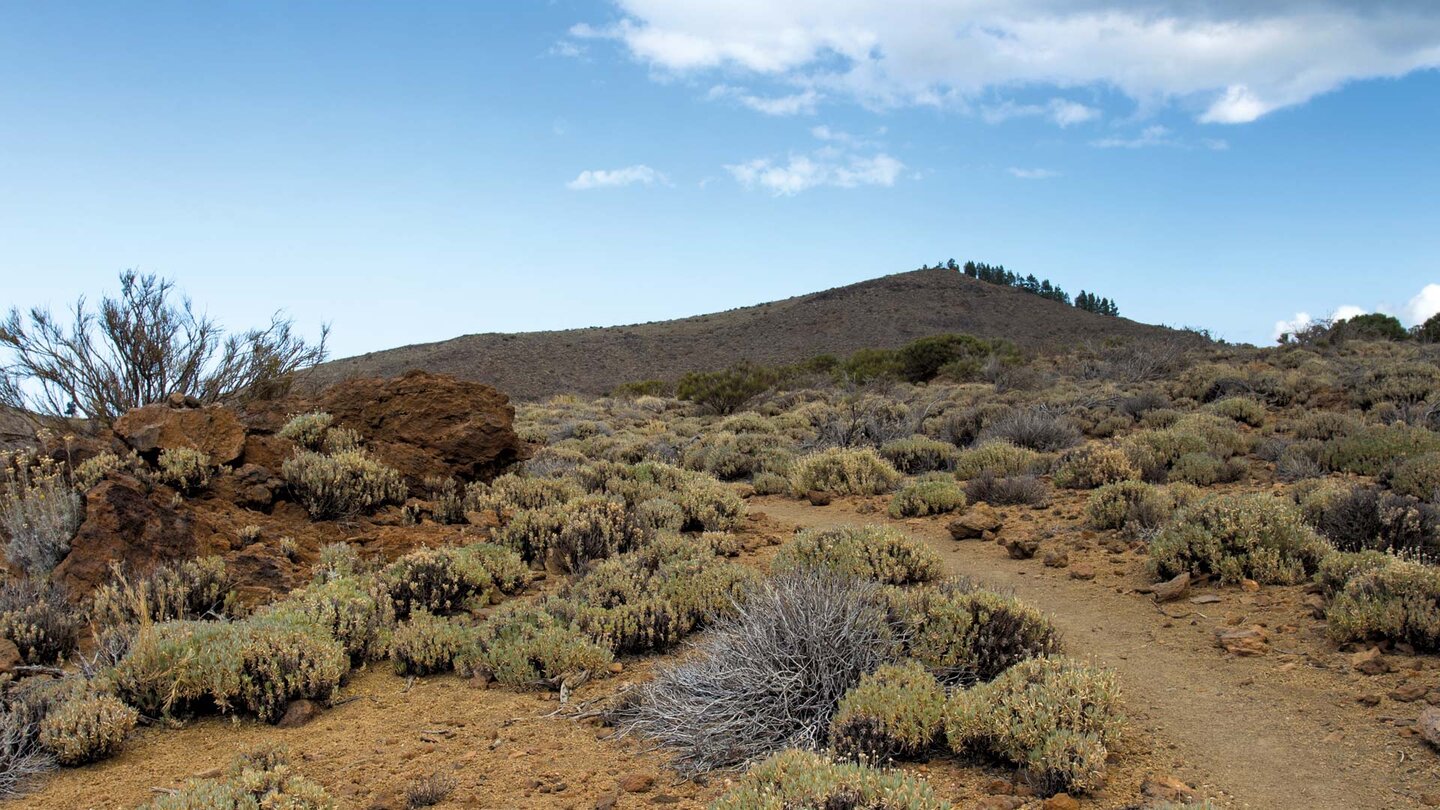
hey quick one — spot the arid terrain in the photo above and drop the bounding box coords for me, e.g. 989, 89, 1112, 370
4, 269, 1440, 810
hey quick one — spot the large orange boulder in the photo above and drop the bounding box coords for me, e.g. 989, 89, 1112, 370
314, 370, 525, 488
53, 475, 199, 595
113, 400, 246, 464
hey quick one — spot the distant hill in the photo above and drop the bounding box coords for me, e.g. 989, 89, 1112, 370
309, 268, 1193, 399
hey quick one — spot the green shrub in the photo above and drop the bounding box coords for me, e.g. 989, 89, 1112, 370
493, 496, 645, 572
282, 448, 407, 519
895, 583, 1060, 684
1387, 452, 1440, 501
889, 477, 967, 518
774, 525, 942, 585
1207, 397, 1266, 427
464, 473, 580, 520
752, 471, 790, 495
681, 431, 788, 481
90, 556, 231, 628
277, 412, 334, 449
381, 543, 525, 619
1293, 411, 1362, 441
548, 536, 756, 654
1354, 361, 1440, 408
1319, 424, 1440, 475
1314, 550, 1394, 598
73, 450, 125, 490
1168, 452, 1245, 486
787, 447, 901, 496
455, 605, 613, 689
709, 748, 951, 810
155, 447, 212, 493
945, 656, 1122, 796
0, 577, 81, 665
829, 661, 946, 763
1053, 444, 1139, 490
139, 746, 335, 810
952, 441, 1043, 480
38, 693, 137, 765
1325, 557, 1440, 651
1150, 494, 1331, 585
881, 436, 958, 474
113, 614, 348, 723
676, 362, 777, 415
390, 609, 468, 675
1085, 481, 1168, 531
268, 575, 394, 662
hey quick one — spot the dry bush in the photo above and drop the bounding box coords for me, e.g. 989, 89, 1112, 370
381, 543, 526, 620
680, 430, 789, 481
946, 656, 1123, 796
1150, 494, 1331, 585
1206, 396, 1267, 427
266, 575, 395, 663
710, 748, 950, 810
493, 496, 647, 572
889, 477, 967, 518
277, 412, 334, 449
0, 577, 82, 665
1053, 444, 1139, 490
1084, 481, 1175, 533
455, 604, 612, 690
611, 571, 901, 775
405, 772, 457, 809
977, 407, 1082, 452
952, 441, 1043, 480
809, 394, 917, 448
1386, 452, 1440, 501
893, 582, 1060, 685
773, 525, 942, 586
73, 451, 127, 490
282, 448, 407, 519
1293, 411, 1364, 441
139, 745, 335, 809
1, 452, 83, 575
788, 447, 902, 496
0, 708, 55, 800
1298, 484, 1440, 557
464, 473, 580, 520
829, 661, 946, 763
0, 271, 328, 422
90, 556, 231, 628
1167, 452, 1246, 486
390, 609, 468, 676
964, 473, 1050, 507
1319, 423, 1440, 475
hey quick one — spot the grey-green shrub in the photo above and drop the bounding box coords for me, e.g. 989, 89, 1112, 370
1149, 494, 1330, 585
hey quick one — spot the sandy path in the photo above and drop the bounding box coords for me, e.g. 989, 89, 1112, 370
749, 496, 1439, 810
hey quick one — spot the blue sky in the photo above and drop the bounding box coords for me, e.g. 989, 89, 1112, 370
2, 1, 1438, 358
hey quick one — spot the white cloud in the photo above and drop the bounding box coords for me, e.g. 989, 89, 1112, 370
1091, 125, 1176, 148
981, 98, 1101, 127
708, 85, 821, 115
574, 3, 1440, 123
1332, 304, 1369, 322
1406, 283, 1440, 324
549, 40, 586, 59
727, 152, 903, 195
566, 165, 670, 190
1008, 167, 1060, 180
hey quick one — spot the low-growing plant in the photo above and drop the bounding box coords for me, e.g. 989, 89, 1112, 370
1207, 396, 1266, 427
268, 575, 395, 662
787, 447, 902, 496
952, 441, 1043, 480
404, 772, 457, 809
1167, 452, 1246, 487
1, 451, 83, 575
829, 661, 946, 763
155, 447, 212, 493
1313, 550, 1395, 598
381, 543, 526, 619
73, 450, 125, 490
1085, 481, 1167, 531
1319, 424, 1440, 475
493, 495, 646, 572
90, 556, 231, 628
1325, 556, 1440, 651
893, 582, 1061, 685
945, 656, 1123, 796
889, 477, 967, 518
880, 436, 958, 474
773, 525, 943, 585
977, 407, 1082, 452
277, 412, 334, 449
0, 577, 82, 665
1150, 494, 1331, 585
1387, 452, 1440, 502
139, 746, 336, 809
709, 748, 951, 810
1053, 444, 1139, 490
282, 448, 407, 519
390, 609, 468, 675
454, 604, 613, 689
37, 693, 137, 765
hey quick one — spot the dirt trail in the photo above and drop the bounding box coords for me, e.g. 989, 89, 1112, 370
749, 497, 1439, 810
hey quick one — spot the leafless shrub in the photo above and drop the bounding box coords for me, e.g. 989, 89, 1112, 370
0, 710, 56, 800
1077, 338, 1193, 384
0, 271, 328, 422
405, 772, 457, 809
965, 473, 1050, 506
610, 570, 901, 775
978, 407, 1082, 452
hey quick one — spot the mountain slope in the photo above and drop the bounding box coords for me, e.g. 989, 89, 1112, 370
310, 268, 1188, 399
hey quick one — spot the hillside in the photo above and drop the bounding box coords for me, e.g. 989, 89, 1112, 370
310, 268, 1190, 399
